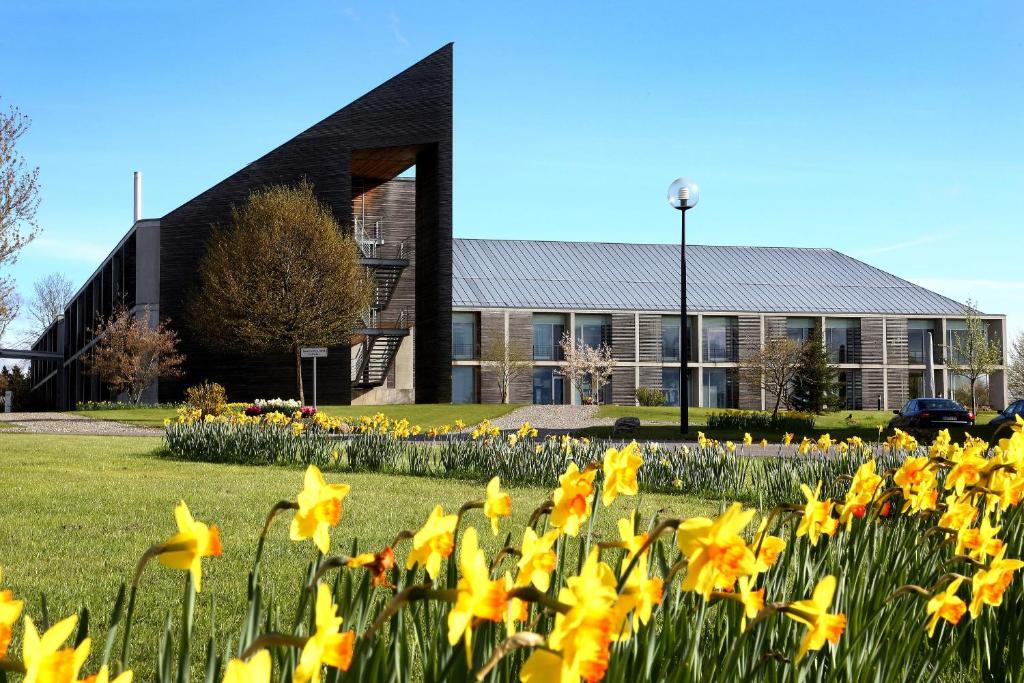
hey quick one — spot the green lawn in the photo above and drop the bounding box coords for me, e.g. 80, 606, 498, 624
70, 403, 521, 429
589, 406, 1001, 442
0, 432, 713, 673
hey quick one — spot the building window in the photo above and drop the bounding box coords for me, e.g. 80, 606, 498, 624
533, 367, 565, 405
908, 370, 924, 399
702, 368, 737, 408
452, 312, 478, 360
662, 367, 680, 406
946, 320, 969, 366
826, 318, 860, 363
452, 366, 477, 404
786, 317, 815, 345
662, 315, 680, 361
702, 317, 738, 362
907, 320, 936, 364
533, 313, 566, 360
837, 370, 863, 409
575, 373, 612, 405
575, 314, 611, 350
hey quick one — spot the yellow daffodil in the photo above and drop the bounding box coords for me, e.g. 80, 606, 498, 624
516, 528, 559, 591
546, 549, 618, 683
946, 448, 988, 495
760, 438, 768, 449
783, 575, 846, 663
21, 615, 89, 683
736, 576, 764, 630
677, 503, 757, 598
783, 433, 794, 446
157, 501, 223, 592
406, 505, 457, 580
448, 527, 508, 659
290, 465, 351, 555
743, 433, 753, 446
956, 511, 1004, 561
750, 520, 786, 576
796, 483, 838, 546
347, 547, 396, 588
223, 651, 270, 683
817, 433, 833, 452
601, 441, 643, 506
0, 569, 24, 659
798, 437, 813, 456
294, 584, 355, 683
969, 548, 1024, 618
838, 460, 882, 530
484, 477, 512, 535
938, 494, 978, 531
551, 463, 597, 536
725, 441, 736, 453
925, 578, 966, 637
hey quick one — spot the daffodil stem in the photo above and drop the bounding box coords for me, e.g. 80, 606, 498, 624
0, 658, 26, 674
365, 585, 458, 641
615, 518, 682, 594
506, 586, 572, 614
307, 555, 355, 590
473, 632, 546, 681
254, 500, 299, 572
239, 633, 308, 659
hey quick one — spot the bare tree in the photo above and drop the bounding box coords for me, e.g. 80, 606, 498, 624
26, 272, 74, 337
558, 331, 616, 405
0, 283, 19, 344
739, 336, 803, 418
946, 300, 1003, 415
188, 181, 372, 404
480, 336, 531, 403
82, 306, 185, 404
0, 100, 42, 333
1009, 330, 1024, 401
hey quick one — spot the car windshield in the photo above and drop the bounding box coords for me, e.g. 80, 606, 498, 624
918, 399, 963, 411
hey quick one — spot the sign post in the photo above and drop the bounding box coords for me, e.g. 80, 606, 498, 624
300, 347, 329, 409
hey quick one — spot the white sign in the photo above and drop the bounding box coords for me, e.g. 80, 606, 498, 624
301, 347, 328, 358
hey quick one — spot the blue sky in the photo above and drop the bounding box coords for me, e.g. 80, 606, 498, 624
2, 1, 1022, 344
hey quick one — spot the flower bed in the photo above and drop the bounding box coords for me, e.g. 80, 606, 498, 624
3, 420, 1024, 682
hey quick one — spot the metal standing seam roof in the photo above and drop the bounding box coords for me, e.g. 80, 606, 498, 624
452, 238, 971, 315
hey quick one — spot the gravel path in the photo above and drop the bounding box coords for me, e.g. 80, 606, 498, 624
0, 412, 161, 436
491, 405, 615, 431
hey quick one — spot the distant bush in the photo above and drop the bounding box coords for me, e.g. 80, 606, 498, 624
184, 381, 228, 417
76, 400, 183, 411
635, 387, 667, 407
706, 409, 816, 433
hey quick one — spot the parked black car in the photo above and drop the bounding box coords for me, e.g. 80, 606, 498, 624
990, 399, 1024, 440
889, 398, 975, 429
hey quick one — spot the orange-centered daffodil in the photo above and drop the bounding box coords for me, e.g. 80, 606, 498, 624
157, 501, 223, 592
406, 505, 458, 580
447, 527, 508, 658
783, 575, 847, 663
483, 477, 512, 535
294, 584, 355, 683
551, 463, 597, 536
677, 503, 757, 598
290, 465, 351, 555
601, 442, 643, 507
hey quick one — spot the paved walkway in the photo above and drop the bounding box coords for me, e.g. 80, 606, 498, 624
491, 405, 616, 431
0, 412, 161, 436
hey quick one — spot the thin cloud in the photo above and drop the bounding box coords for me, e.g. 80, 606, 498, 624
911, 278, 1024, 291
388, 9, 410, 46
853, 234, 943, 257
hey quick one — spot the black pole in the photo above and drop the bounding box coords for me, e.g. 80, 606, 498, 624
680, 208, 688, 435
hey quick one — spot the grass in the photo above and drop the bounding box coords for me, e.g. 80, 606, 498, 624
0, 432, 714, 673
589, 405, 1001, 442
70, 402, 522, 429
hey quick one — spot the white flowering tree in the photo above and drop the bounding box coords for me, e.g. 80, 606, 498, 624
558, 332, 616, 405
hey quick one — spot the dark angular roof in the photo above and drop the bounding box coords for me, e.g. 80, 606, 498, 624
452, 238, 967, 315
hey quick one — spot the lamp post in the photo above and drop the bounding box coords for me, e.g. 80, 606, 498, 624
668, 178, 699, 435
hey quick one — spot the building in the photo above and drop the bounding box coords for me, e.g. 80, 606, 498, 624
447, 239, 1010, 411
16, 45, 1010, 411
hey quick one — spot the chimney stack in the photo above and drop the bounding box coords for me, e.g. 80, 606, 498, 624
133, 171, 142, 223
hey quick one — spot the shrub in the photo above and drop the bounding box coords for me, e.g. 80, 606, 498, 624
184, 381, 228, 417
76, 400, 183, 410
635, 386, 667, 406
706, 409, 815, 433
253, 397, 301, 414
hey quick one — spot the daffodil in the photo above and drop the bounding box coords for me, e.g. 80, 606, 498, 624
484, 477, 512, 535
750, 520, 786, 576
516, 528, 559, 591
796, 483, 838, 546
290, 465, 351, 555
736, 576, 764, 630
294, 584, 355, 683
551, 463, 597, 536
601, 442, 643, 506
448, 527, 508, 658
925, 578, 966, 637
0, 569, 24, 659
81, 665, 133, 683
157, 501, 223, 592
838, 460, 882, 530
743, 433, 753, 446
968, 547, 1024, 618
222, 651, 270, 683
783, 433, 794, 446
760, 438, 768, 449
347, 546, 396, 587
938, 494, 978, 531
783, 575, 847, 662
957, 511, 1005, 561
946, 447, 988, 495
21, 615, 89, 683
406, 505, 457, 580
677, 503, 757, 598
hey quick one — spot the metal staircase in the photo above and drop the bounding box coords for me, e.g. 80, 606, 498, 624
352, 212, 412, 389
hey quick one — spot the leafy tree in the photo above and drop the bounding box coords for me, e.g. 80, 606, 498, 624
946, 300, 1002, 415
0, 99, 41, 336
26, 272, 74, 338
480, 336, 531, 404
739, 336, 803, 418
82, 306, 184, 404
0, 364, 33, 410
790, 328, 840, 414
188, 181, 372, 404
1009, 330, 1024, 402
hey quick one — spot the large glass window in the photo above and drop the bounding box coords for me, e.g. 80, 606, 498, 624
703, 317, 738, 362
533, 313, 566, 360
575, 314, 611, 350
826, 318, 860, 363
908, 320, 935, 364
452, 312, 478, 360
786, 318, 815, 345
946, 320, 969, 366
533, 367, 565, 405
452, 366, 477, 404
662, 316, 680, 361
574, 373, 612, 405
909, 370, 925, 399
702, 368, 737, 408
662, 367, 680, 407
837, 370, 863, 409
